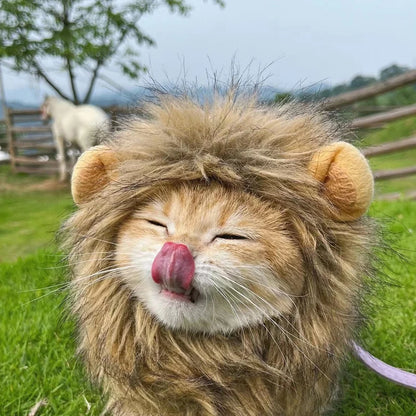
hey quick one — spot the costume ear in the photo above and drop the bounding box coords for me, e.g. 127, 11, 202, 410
308, 142, 374, 221
71, 145, 119, 205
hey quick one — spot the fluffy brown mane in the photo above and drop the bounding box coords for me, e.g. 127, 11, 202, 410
62, 93, 376, 415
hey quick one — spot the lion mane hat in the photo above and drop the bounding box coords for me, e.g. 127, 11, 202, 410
64, 93, 375, 416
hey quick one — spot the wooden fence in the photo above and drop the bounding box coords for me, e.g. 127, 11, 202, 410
325, 72, 416, 200
0, 119, 8, 163
2, 71, 416, 199
323, 69, 416, 110
4, 105, 135, 176
6, 108, 57, 174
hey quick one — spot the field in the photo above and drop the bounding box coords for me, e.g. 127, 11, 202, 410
1, 118, 416, 415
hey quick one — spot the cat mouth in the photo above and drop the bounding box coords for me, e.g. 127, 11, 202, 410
160, 285, 200, 303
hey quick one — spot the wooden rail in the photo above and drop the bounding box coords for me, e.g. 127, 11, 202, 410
5, 108, 15, 169
13, 157, 59, 166
377, 190, 416, 201
361, 136, 416, 199
15, 137, 55, 145
15, 142, 56, 150
14, 166, 60, 175
373, 166, 416, 181
352, 104, 416, 129
9, 109, 45, 116
324, 70, 416, 110
363, 136, 416, 157
11, 125, 52, 134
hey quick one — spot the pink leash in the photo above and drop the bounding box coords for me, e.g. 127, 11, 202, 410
352, 342, 416, 390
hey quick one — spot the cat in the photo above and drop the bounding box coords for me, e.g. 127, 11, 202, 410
63, 93, 375, 415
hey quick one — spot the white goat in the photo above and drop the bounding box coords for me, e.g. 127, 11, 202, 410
41, 96, 110, 180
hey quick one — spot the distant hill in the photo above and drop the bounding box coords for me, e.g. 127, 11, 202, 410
1, 85, 283, 118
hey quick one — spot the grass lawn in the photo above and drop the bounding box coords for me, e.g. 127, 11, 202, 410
0, 251, 104, 415
1, 118, 416, 416
1, 194, 415, 415
0, 191, 74, 263
0, 165, 74, 262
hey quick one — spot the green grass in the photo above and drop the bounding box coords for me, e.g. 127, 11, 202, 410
361, 116, 416, 147
0, 166, 104, 414
0, 164, 52, 188
1, 186, 415, 415
334, 200, 416, 415
1, 142, 416, 415
0, 164, 73, 262
0, 191, 74, 263
0, 251, 104, 415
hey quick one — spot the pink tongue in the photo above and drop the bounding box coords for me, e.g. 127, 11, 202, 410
151, 242, 195, 291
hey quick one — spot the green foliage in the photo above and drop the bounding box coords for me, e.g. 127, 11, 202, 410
293, 64, 416, 111
349, 74, 377, 90
316, 64, 413, 99
271, 92, 294, 104
379, 64, 409, 81
0, 0, 225, 103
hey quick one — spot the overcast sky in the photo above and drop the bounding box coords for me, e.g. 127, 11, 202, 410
3, 0, 416, 104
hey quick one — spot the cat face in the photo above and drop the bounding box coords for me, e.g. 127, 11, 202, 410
116, 183, 304, 334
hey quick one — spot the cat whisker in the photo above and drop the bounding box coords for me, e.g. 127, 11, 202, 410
72, 272, 127, 297
220, 283, 331, 381
218, 285, 295, 383
202, 264, 310, 346
41, 253, 121, 269
19, 264, 120, 294
22, 265, 135, 304
73, 233, 120, 246
72, 265, 135, 284
201, 263, 303, 299
211, 280, 246, 331
217, 276, 332, 381
218, 284, 275, 349
214, 271, 321, 350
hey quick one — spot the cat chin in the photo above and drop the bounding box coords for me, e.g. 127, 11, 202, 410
140, 285, 273, 334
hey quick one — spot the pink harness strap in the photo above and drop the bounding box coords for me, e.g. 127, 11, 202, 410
352, 342, 416, 390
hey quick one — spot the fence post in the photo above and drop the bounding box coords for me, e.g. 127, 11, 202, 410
5, 107, 15, 171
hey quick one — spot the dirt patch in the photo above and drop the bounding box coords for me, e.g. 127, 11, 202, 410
0, 178, 69, 193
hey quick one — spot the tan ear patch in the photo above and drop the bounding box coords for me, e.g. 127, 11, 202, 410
308, 142, 374, 221
71, 146, 119, 205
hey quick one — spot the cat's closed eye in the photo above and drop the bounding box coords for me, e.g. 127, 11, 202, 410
214, 233, 249, 241
146, 220, 168, 229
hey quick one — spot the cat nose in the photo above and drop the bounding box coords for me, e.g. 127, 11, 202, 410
151, 242, 195, 291
171, 234, 201, 257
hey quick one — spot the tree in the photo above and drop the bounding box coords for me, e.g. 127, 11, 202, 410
349, 75, 376, 90
0, 0, 224, 104
379, 64, 410, 81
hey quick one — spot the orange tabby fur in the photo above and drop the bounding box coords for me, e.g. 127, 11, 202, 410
62, 94, 375, 415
